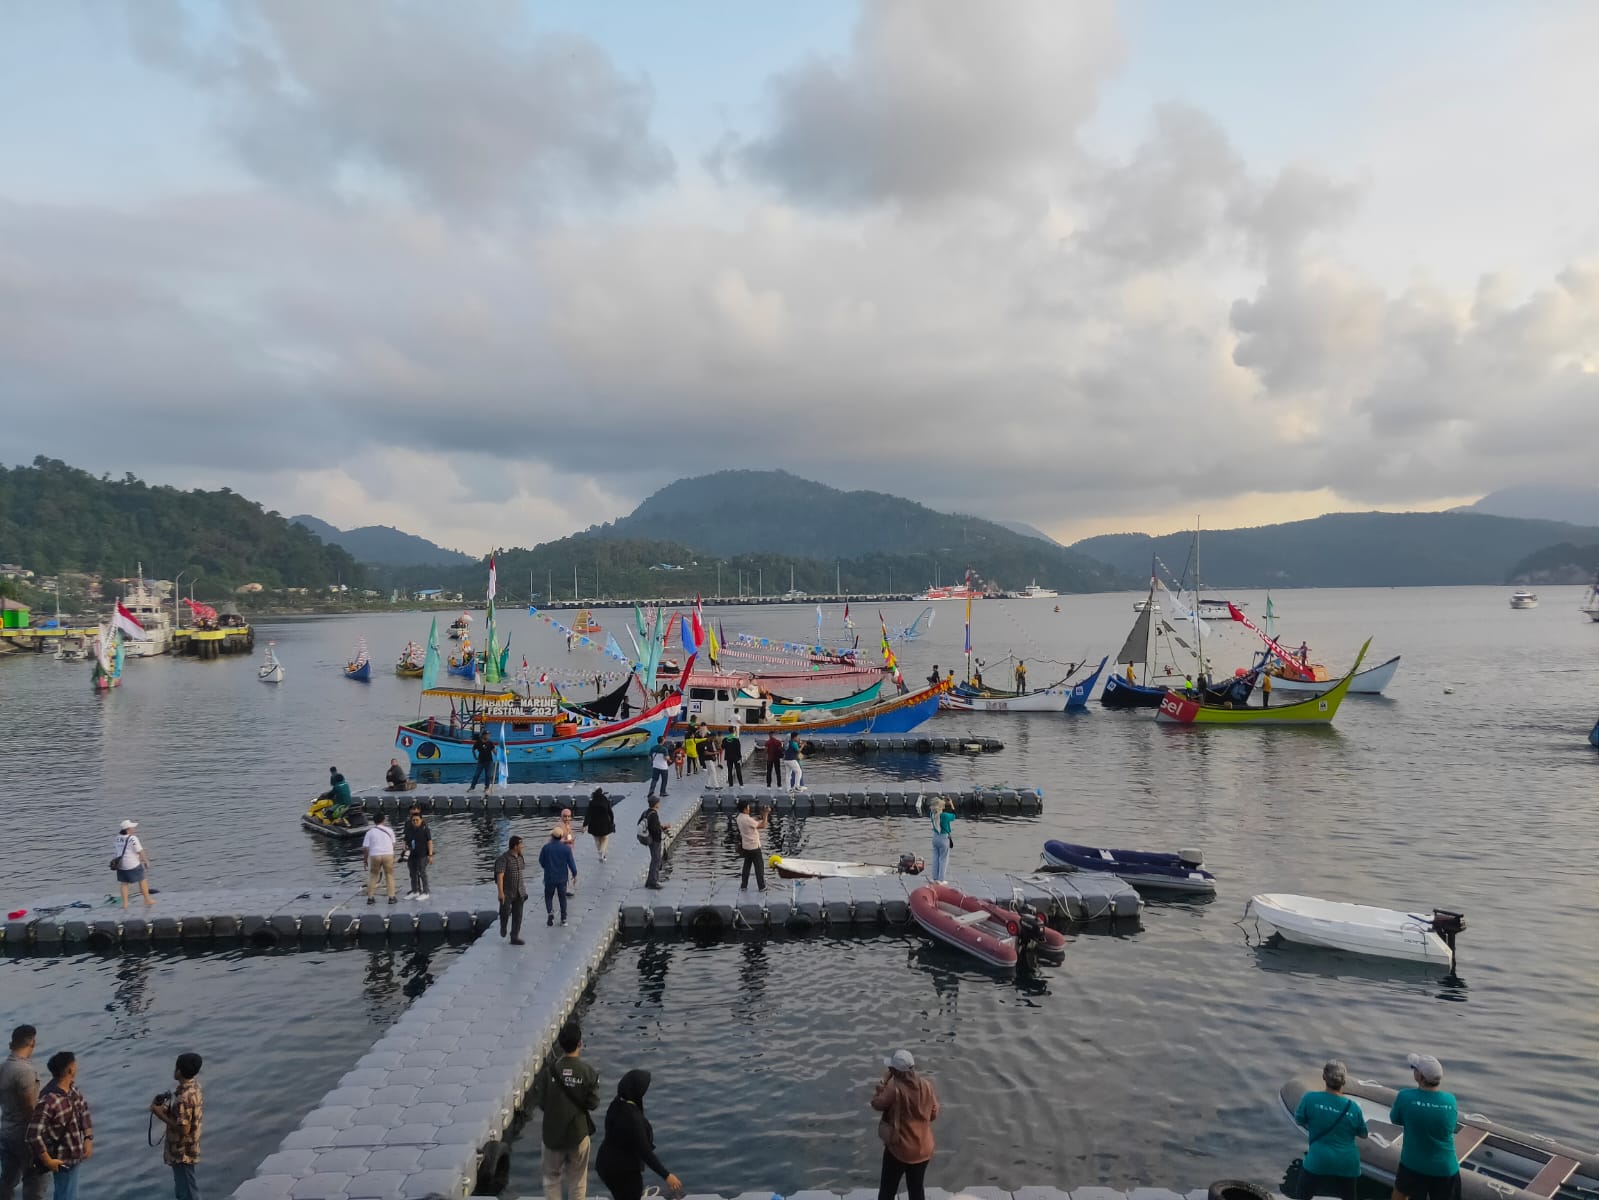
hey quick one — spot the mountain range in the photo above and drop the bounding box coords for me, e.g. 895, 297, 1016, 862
1452, 485, 1599, 526
290, 515, 473, 567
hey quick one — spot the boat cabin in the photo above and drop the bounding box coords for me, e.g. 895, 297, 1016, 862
681, 682, 769, 727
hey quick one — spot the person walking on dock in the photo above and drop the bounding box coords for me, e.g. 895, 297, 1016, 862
782, 732, 803, 790
402, 808, 433, 901
468, 732, 494, 793
532, 1022, 599, 1200
0, 1025, 46, 1200
735, 800, 768, 892
540, 828, 578, 927
928, 799, 955, 882
495, 836, 528, 944
722, 726, 744, 787
647, 739, 670, 800
1292, 1060, 1366, 1200
583, 789, 616, 863
764, 732, 783, 787
148, 1053, 203, 1200
1389, 1054, 1461, 1200
25, 1052, 91, 1200
362, 814, 398, 905
595, 1070, 681, 1200
642, 798, 668, 890
112, 820, 155, 909
871, 1049, 938, 1200
683, 728, 700, 778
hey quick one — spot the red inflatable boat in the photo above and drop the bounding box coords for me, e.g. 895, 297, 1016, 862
909, 882, 1067, 969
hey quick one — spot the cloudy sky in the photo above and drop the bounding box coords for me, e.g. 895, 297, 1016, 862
4, 1, 1598, 551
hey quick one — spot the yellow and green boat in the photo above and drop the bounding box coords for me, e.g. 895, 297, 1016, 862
1155, 639, 1370, 726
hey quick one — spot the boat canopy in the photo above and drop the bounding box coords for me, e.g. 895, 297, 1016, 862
423, 686, 517, 701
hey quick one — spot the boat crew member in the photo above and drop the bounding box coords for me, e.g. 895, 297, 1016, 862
972, 662, 984, 689
927, 665, 940, 688
1292, 1060, 1367, 1200
1261, 674, 1272, 707
1183, 674, 1194, 694
1389, 1054, 1461, 1200
384, 758, 409, 790
1014, 661, 1027, 693
1125, 663, 1136, 684
1298, 641, 1310, 666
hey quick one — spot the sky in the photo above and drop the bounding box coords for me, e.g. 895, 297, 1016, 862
3, 1, 1598, 552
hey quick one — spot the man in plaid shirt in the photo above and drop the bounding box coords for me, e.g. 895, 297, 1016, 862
25, 1053, 91, 1200
149, 1054, 203, 1200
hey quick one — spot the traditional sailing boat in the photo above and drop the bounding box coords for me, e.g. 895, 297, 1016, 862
258, 641, 284, 684
1102, 565, 1191, 709
941, 570, 1105, 711
1581, 572, 1599, 623
395, 640, 425, 678
344, 636, 371, 682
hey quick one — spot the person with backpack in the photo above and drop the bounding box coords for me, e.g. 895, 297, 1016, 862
531, 1023, 599, 1200
1292, 1060, 1368, 1200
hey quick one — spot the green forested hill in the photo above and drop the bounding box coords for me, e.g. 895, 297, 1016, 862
1506, 541, 1599, 585
1071, 512, 1599, 587
290, 514, 472, 567
0, 458, 363, 594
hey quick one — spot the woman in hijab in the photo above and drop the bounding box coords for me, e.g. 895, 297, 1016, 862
595, 1069, 682, 1200
582, 788, 617, 863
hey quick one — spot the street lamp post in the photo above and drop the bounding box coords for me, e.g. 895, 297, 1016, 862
174, 570, 190, 628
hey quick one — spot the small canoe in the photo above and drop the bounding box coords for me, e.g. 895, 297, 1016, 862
344, 659, 371, 682
258, 642, 284, 684
1245, 893, 1465, 965
1279, 1070, 1597, 1200
769, 853, 924, 880
1267, 653, 1401, 696
909, 882, 1067, 969
396, 664, 423, 679
1042, 840, 1215, 894
942, 657, 1108, 713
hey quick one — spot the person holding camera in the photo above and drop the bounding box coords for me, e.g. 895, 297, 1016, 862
148, 1054, 203, 1200
734, 800, 769, 892
25, 1052, 91, 1200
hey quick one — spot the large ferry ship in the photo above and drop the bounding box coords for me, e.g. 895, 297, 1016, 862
116, 566, 175, 657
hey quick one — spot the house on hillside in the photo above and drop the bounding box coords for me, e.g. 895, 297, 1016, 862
413, 588, 445, 600
2, 598, 31, 628
235, 582, 264, 594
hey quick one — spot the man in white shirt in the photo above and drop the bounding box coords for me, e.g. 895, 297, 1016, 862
646, 738, 670, 799
362, 813, 398, 905
734, 799, 768, 892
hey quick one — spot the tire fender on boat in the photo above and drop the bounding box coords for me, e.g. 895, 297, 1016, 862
475, 1140, 511, 1195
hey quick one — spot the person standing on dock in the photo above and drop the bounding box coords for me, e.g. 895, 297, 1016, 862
583, 789, 616, 863
495, 836, 528, 944
0, 1025, 45, 1200
642, 798, 667, 890
734, 800, 768, 892
647, 739, 670, 800
683, 727, 700, 778
112, 820, 155, 910
532, 1022, 599, 1200
402, 808, 433, 901
722, 726, 744, 787
595, 1070, 681, 1200
25, 1052, 91, 1200
871, 1049, 938, 1200
1389, 1054, 1461, 1200
782, 732, 803, 790
764, 731, 783, 787
928, 799, 955, 882
468, 732, 494, 793
362, 814, 398, 906
148, 1053, 203, 1200
1292, 1060, 1367, 1200
540, 828, 578, 926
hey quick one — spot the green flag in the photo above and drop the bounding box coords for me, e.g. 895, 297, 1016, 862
484, 597, 503, 684
420, 617, 440, 690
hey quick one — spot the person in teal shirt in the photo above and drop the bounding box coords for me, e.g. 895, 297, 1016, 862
1389, 1053, 1461, 1200
928, 797, 955, 881
1293, 1060, 1368, 1200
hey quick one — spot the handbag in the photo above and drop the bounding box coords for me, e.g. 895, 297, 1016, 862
110, 835, 131, 872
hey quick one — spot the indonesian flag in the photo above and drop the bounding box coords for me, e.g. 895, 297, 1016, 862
114, 601, 148, 641
844, 602, 853, 630
487, 555, 497, 601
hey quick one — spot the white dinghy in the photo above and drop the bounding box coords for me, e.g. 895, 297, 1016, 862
768, 853, 924, 880
1244, 893, 1465, 966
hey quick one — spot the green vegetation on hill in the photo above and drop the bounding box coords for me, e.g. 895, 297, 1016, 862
1506, 541, 1599, 585
1071, 512, 1599, 587
0, 458, 364, 596
290, 514, 472, 567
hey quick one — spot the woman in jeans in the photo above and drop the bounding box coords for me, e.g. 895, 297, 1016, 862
928, 799, 955, 882
872, 1049, 938, 1200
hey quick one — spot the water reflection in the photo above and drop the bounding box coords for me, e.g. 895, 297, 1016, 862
107, 953, 156, 1035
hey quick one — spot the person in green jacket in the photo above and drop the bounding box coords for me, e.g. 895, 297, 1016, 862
1389, 1053, 1461, 1200
1293, 1060, 1368, 1200
532, 1022, 600, 1200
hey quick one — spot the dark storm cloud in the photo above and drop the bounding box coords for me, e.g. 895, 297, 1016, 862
126, 0, 673, 217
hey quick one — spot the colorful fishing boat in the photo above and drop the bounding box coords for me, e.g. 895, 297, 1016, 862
1156, 640, 1368, 725
1264, 652, 1400, 696
258, 641, 284, 684
571, 609, 602, 635
396, 688, 678, 765
676, 679, 950, 735
395, 640, 425, 678
448, 611, 472, 640
344, 637, 371, 682
942, 657, 1108, 712
767, 677, 886, 715
1103, 564, 1211, 709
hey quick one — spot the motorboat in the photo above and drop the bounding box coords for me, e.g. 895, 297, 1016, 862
909, 882, 1067, 970
1244, 893, 1465, 966
1581, 572, 1599, 622
116, 566, 175, 658
301, 797, 371, 839
1041, 840, 1215, 895
1510, 590, 1539, 610
768, 853, 924, 880
1013, 581, 1059, 599
258, 641, 284, 684
1278, 1070, 1597, 1200
448, 611, 472, 640
1265, 653, 1401, 696
1132, 599, 1160, 613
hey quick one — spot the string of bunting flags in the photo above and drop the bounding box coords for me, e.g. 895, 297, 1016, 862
528, 606, 635, 666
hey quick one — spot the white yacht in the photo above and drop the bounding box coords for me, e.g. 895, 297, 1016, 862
1509, 590, 1539, 610
116, 566, 175, 656
1013, 580, 1059, 599
1580, 573, 1599, 622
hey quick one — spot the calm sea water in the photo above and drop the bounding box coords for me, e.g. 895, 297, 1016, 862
2, 588, 1596, 1196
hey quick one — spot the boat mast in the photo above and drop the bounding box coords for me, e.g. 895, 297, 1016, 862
1142, 558, 1156, 685
1193, 517, 1205, 688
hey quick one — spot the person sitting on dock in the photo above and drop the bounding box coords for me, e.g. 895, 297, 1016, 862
1292, 1059, 1367, 1200
384, 759, 410, 791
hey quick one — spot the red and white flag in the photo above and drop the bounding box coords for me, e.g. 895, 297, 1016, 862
487, 555, 497, 602
114, 601, 148, 641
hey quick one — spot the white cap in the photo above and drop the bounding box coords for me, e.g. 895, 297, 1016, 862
883, 1049, 915, 1072
1407, 1053, 1444, 1084
119, 820, 138, 831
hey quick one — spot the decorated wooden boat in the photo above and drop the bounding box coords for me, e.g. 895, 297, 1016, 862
910, 882, 1067, 970
1278, 1070, 1596, 1200
1156, 640, 1369, 726
1244, 893, 1465, 966
1100, 670, 1170, 709
768, 853, 924, 880
258, 641, 284, 684
767, 677, 886, 715
1267, 653, 1400, 696
942, 657, 1108, 713
344, 637, 371, 682
1042, 840, 1215, 894
676, 679, 949, 735
397, 688, 677, 766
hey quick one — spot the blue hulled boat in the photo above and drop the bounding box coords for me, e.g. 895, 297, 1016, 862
1042, 839, 1216, 894
1064, 656, 1108, 711
344, 637, 371, 682
398, 689, 677, 766
1100, 670, 1167, 709
1589, 716, 1599, 749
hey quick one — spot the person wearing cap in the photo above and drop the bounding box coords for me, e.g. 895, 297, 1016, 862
538, 828, 579, 927
583, 788, 616, 863
1293, 1060, 1368, 1200
1389, 1054, 1460, 1200
871, 1049, 938, 1200
642, 797, 668, 890
112, 821, 154, 909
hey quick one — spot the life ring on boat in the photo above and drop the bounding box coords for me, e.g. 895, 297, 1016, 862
415, 741, 440, 760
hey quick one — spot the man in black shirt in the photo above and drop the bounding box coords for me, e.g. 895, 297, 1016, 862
402, 809, 434, 900
495, 836, 528, 945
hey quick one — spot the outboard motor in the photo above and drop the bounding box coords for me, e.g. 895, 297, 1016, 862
897, 854, 925, 876
1430, 909, 1466, 964
1177, 848, 1204, 869
1012, 907, 1052, 972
